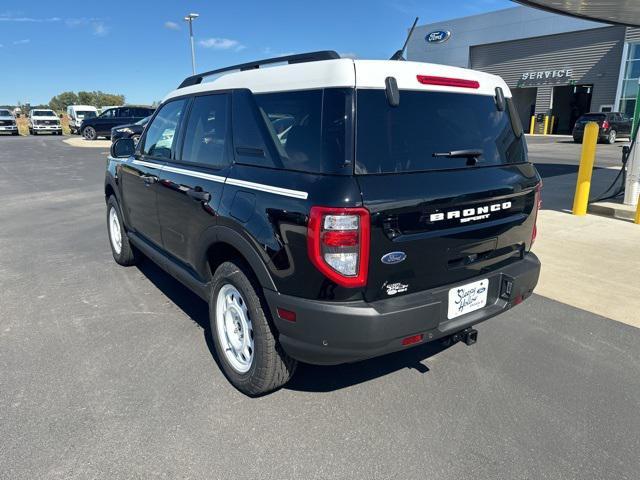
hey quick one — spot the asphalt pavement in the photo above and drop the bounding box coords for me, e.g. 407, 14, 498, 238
1, 135, 639, 480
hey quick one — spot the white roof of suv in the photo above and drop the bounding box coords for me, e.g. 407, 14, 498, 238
164, 56, 511, 101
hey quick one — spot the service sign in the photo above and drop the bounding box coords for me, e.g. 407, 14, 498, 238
519, 68, 573, 86
426, 30, 451, 44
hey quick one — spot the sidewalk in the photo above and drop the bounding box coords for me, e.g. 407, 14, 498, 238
533, 209, 640, 328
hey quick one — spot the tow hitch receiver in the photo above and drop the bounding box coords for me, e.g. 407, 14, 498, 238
452, 328, 478, 346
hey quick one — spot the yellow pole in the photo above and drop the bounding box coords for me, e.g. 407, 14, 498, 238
549, 116, 556, 135
529, 116, 536, 135
635, 194, 640, 224
543, 115, 550, 135
572, 122, 599, 216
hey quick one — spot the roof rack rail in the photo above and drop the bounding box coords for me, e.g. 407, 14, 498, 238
177, 50, 341, 89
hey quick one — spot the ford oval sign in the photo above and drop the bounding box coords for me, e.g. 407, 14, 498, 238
426, 30, 451, 44
381, 252, 407, 265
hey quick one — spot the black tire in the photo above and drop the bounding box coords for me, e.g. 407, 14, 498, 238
606, 129, 617, 144
106, 196, 137, 266
12, 131, 18, 136
209, 261, 296, 396
573, 137, 581, 143
32, 130, 37, 135
83, 126, 97, 141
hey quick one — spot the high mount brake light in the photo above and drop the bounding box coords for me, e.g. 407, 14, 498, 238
307, 207, 370, 288
417, 75, 480, 89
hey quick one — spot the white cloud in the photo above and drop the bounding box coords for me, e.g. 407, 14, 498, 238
65, 17, 109, 36
0, 14, 61, 22
164, 21, 180, 30
92, 22, 109, 36
199, 38, 245, 51
13, 39, 30, 45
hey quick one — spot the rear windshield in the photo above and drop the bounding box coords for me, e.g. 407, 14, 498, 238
355, 90, 527, 174
577, 114, 606, 122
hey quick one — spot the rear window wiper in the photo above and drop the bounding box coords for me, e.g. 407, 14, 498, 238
432, 149, 483, 165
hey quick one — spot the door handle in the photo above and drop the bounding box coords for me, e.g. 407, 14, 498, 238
141, 174, 158, 185
187, 188, 211, 203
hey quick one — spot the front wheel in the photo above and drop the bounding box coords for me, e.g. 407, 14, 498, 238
83, 126, 97, 140
107, 196, 136, 266
210, 261, 296, 396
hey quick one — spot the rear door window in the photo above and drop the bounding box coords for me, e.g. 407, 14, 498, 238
180, 94, 230, 169
355, 90, 527, 174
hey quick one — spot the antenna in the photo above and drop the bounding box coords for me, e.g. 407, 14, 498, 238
390, 17, 419, 61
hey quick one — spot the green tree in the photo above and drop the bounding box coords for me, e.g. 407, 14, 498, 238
49, 91, 79, 112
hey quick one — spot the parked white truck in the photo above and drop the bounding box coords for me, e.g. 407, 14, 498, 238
28, 109, 62, 135
0, 109, 19, 135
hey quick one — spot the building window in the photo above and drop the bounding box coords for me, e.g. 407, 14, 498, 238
619, 43, 640, 114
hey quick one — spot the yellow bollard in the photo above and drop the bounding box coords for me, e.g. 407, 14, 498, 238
572, 122, 599, 216
635, 194, 640, 225
543, 115, 550, 135
549, 116, 556, 135
530, 116, 536, 135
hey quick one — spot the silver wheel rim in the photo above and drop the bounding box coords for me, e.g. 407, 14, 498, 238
610, 131, 616, 143
108, 207, 122, 255
215, 284, 254, 373
84, 127, 95, 140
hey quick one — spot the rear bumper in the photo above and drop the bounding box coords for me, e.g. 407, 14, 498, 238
265, 253, 540, 365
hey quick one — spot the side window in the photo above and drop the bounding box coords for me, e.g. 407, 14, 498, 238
142, 100, 186, 160
101, 109, 115, 119
180, 94, 230, 169
117, 108, 132, 118
232, 89, 277, 168
254, 88, 351, 174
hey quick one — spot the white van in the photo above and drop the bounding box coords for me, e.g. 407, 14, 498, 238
67, 105, 98, 134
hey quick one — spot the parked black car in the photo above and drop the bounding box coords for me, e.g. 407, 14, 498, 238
81, 106, 154, 140
105, 52, 541, 395
572, 112, 631, 144
110, 116, 150, 143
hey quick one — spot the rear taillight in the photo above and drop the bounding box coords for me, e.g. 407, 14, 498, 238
602, 120, 610, 130
532, 182, 543, 245
307, 207, 370, 288
417, 75, 480, 89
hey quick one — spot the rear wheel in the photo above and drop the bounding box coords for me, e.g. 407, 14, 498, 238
107, 196, 136, 266
210, 261, 296, 396
83, 126, 97, 140
606, 129, 617, 144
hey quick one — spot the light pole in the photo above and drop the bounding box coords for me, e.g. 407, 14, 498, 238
184, 13, 199, 75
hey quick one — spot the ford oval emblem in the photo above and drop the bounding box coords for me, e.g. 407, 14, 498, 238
381, 251, 407, 265
426, 30, 451, 44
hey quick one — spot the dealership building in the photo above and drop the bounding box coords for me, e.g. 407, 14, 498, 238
407, 6, 639, 134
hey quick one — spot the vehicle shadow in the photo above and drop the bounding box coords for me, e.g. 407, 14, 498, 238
134, 257, 454, 393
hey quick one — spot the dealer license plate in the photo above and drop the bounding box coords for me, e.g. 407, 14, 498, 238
447, 279, 489, 320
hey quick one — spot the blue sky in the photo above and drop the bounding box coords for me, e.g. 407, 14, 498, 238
0, 0, 514, 106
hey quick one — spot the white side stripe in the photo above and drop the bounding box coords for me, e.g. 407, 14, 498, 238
128, 159, 308, 200
225, 178, 309, 199
132, 160, 163, 169
162, 165, 226, 183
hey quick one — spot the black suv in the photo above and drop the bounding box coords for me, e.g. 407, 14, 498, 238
105, 52, 541, 395
572, 112, 631, 144
82, 106, 154, 140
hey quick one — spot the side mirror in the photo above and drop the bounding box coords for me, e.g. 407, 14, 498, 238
111, 137, 136, 158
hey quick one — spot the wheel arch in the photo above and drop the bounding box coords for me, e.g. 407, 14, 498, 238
200, 226, 278, 293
